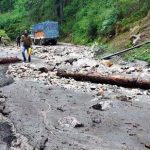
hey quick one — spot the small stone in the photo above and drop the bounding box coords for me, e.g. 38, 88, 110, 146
101, 60, 113, 67
39, 137, 48, 150
39, 67, 48, 73
91, 100, 113, 111
0, 95, 6, 98
65, 58, 77, 65
57, 107, 65, 112
0, 98, 6, 103
97, 88, 104, 96
121, 66, 129, 70
90, 86, 97, 90
116, 95, 132, 102
92, 118, 101, 124
145, 143, 150, 149
126, 67, 135, 74
58, 116, 84, 128
43, 49, 48, 53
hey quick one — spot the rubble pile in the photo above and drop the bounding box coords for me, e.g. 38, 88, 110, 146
6, 45, 150, 94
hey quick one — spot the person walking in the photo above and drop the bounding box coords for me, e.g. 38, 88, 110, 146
21, 30, 32, 62
0, 36, 2, 45
16, 35, 21, 47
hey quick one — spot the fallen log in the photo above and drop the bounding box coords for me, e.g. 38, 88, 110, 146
0, 57, 22, 64
57, 70, 150, 89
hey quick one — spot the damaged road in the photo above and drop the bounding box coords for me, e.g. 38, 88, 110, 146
0, 65, 34, 150
0, 44, 150, 149
2, 80, 150, 150
0, 65, 13, 88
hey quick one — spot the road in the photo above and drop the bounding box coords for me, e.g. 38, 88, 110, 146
0, 44, 150, 150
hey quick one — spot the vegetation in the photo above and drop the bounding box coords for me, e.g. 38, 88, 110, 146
0, 29, 11, 45
124, 44, 150, 63
0, 0, 150, 61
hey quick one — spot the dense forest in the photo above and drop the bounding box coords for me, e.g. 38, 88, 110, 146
0, 0, 149, 42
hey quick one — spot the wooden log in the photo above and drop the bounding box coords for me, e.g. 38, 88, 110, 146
57, 70, 150, 89
0, 57, 22, 64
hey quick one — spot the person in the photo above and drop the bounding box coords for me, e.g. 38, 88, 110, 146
0, 36, 1, 45
16, 35, 21, 47
21, 30, 32, 62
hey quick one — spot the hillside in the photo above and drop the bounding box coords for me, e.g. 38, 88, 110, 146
107, 11, 150, 62
0, 1, 150, 149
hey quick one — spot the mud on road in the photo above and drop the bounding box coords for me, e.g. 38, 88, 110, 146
0, 44, 150, 150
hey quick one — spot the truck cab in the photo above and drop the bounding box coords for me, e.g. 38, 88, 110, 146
31, 21, 59, 45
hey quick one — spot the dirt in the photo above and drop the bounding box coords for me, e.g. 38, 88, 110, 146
110, 11, 150, 50
0, 44, 150, 150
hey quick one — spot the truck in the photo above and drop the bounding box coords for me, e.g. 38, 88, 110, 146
30, 20, 59, 45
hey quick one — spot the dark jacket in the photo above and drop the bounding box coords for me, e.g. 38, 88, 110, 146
21, 35, 32, 48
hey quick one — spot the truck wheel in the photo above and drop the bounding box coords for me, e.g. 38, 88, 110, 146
39, 40, 42, 45
33, 39, 37, 45
39, 40, 45, 45
34, 41, 37, 45
34, 39, 39, 45
51, 39, 57, 45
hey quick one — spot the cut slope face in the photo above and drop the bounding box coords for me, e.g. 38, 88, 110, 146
140, 12, 150, 42
110, 11, 150, 49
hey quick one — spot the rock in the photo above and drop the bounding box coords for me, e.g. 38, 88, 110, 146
39, 137, 48, 150
92, 118, 101, 124
39, 54, 48, 59
97, 88, 104, 96
131, 89, 143, 95
145, 143, 150, 149
0, 95, 6, 98
0, 98, 5, 103
135, 67, 142, 72
146, 90, 150, 95
121, 66, 129, 70
91, 100, 113, 111
126, 67, 135, 74
56, 62, 61, 66
0, 105, 4, 112
58, 116, 84, 128
17, 69, 23, 74
57, 107, 65, 112
90, 85, 97, 90
74, 59, 98, 68
65, 58, 77, 65
43, 49, 48, 53
91, 97, 99, 102
116, 95, 132, 102
39, 67, 48, 73
101, 60, 113, 67
130, 34, 141, 45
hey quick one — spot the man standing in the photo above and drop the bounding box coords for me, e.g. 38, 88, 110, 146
16, 35, 21, 47
21, 30, 32, 62
0, 36, 1, 45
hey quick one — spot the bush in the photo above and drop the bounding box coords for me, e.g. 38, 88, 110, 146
124, 44, 150, 63
100, 9, 119, 36
0, 30, 11, 45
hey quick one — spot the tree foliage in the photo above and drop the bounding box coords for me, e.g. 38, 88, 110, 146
0, 0, 149, 42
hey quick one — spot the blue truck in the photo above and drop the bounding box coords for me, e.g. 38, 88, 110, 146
31, 21, 59, 45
